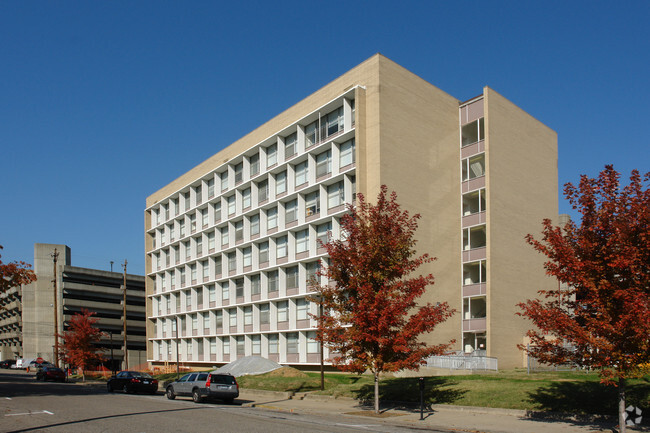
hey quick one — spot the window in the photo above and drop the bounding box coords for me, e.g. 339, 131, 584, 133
196, 237, 203, 256
340, 139, 355, 167
251, 335, 261, 355
286, 332, 299, 353
192, 314, 198, 331
306, 261, 319, 287
258, 180, 269, 203
249, 153, 260, 177
268, 270, 278, 292
463, 260, 487, 285
221, 227, 229, 246
201, 261, 209, 280
197, 287, 203, 305
463, 225, 487, 250
223, 338, 230, 355
201, 210, 209, 227
295, 161, 308, 186
169, 225, 175, 241
268, 334, 279, 354
242, 188, 251, 209
250, 214, 260, 236
307, 331, 319, 353
326, 107, 343, 137
259, 303, 270, 324
234, 162, 243, 184
190, 214, 197, 232
180, 220, 186, 237
208, 231, 215, 250
276, 236, 288, 258
286, 266, 299, 288
229, 308, 237, 327
214, 256, 222, 275
207, 178, 215, 198
235, 279, 244, 298
236, 336, 244, 355
210, 338, 217, 355
305, 191, 319, 217
244, 306, 253, 325
462, 154, 485, 181
277, 301, 288, 322
296, 298, 309, 320
284, 132, 297, 158
463, 189, 487, 215
180, 268, 186, 285
243, 247, 252, 267
251, 274, 261, 295
296, 229, 309, 253
185, 290, 192, 309
227, 195, 236, 215
235, 220, 244, 242
184, 192, 190, 210
316, 222, 331, 246
195, 185, 202, 205
208, 285, 216, 303
316, 150, 331, 177
463, 296, 487, 320
275, 171, 286, 195
461, 118, 485, 146
267, 143, 277, 166
173, 199, 179, 216
215, 310, 223, 327
285, 199, 297, 223
327, 182, 344, 208
305, 120, 318, 146
228, 252, 236, 272
258, 241, 269, 263
267, 207, 278, 229
220, 171, 228, 191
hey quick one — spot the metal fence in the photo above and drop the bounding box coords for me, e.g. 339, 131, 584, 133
425, 352, 498, 371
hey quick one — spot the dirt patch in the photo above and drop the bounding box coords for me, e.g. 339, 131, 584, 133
345, 411, 405, 418
266, 367, 308, 378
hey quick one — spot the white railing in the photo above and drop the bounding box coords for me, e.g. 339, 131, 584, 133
425, 352, 498, 371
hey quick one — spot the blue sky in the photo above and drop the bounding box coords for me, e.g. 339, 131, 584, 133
1, 1, 648, 274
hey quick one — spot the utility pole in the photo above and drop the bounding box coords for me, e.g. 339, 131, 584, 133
122, 260, 128, 370
51, 249, 59, 368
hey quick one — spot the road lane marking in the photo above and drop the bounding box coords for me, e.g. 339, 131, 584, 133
5, 410, 54, 417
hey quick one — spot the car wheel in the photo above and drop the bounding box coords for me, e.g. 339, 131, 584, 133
192, 389, 203, 403
166, 386, 176, 400
123, 384, 131, 394
107, 383, 113, 392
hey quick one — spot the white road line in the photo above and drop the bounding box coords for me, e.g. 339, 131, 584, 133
5, 397, 11, 400
5, 410, 54, 417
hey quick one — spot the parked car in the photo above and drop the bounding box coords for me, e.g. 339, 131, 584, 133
35, 366, 66, 382
107, 371, 158, 394
165, 371, 238, 403
0, 359, 16, 369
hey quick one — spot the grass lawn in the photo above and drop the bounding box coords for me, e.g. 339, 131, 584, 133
236, 369, 650, 416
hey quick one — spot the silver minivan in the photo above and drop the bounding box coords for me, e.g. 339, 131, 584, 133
165, 371, 238, 403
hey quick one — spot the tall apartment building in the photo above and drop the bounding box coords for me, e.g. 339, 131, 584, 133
10, 243, 147, 369
145, 54, 557, 370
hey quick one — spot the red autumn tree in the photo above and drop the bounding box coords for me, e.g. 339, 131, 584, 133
59, 309, 105, 382
518, 166, 650, 433
314, 185, 455, 414
0, 245, 37, 299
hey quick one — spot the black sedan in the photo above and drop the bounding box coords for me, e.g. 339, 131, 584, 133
107, 371, 158, 394
0, 359, 16, 369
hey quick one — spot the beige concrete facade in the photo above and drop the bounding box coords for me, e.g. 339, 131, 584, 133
145, 54, 558, 370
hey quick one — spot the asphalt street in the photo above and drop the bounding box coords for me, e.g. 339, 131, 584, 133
0, 369, 444, 433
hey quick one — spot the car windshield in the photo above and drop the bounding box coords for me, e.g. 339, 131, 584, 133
136, 373, 153, 378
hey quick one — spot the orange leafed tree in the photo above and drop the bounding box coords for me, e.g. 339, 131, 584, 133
0, 245, 37, 298
518, 166, 650, 432
59, 309, 105, 382
314, 185, 455, 414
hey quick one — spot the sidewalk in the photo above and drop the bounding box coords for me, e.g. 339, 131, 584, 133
238, 390, 648, 433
